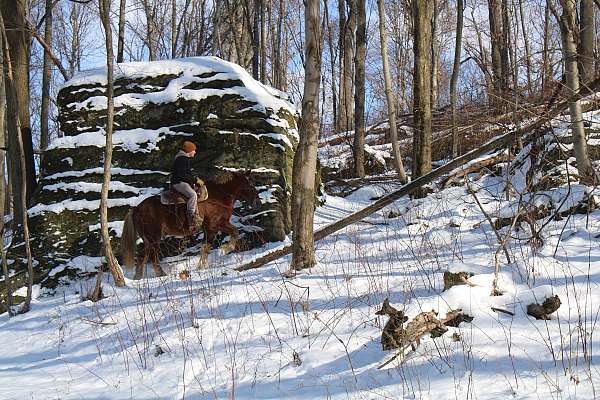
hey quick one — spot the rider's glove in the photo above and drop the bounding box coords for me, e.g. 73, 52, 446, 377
196, 177, 204, 186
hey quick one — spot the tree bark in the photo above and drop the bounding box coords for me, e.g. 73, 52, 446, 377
291, 0, 321, 271
518, 0, 533, 96
412, 0, 433, 179
579, 0, 595, 83
117, 0, 126, 62
541, 3, 552, 94
324, 0, 337, 130
171, 0, 177, 58
557, 0, 595, 184
450, 0, 464, 158
377, 0, 408, 183
353, 0, 365, 178
40, 0, 53, 158
338, 0, 354, 133
0, 0, 36, 210
0, 39, 10, 316
260, 0, 267, 82
252, 0, 260, 80
99, 0, 126, 291
0, 11, 34, 313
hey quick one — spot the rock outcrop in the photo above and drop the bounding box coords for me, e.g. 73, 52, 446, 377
13, 56, 299, 289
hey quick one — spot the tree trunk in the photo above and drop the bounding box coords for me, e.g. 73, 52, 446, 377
291, 0, 321, 271
353, 0, 365, 178
430, 0, 439, 109
0, 39, 10, 316
274, 0, 285, 89
142, 0, 156, 61
324, 0, 337, 131
541, 3, 552, 94
579, 0, 595, 83
117, 0, 126, 63
338, 0, 354, 133
0, 11, 34, 314
488, 0, 509, 106
40, 0, 53, 158
1, 0, 36, 210
260, 0, 267, 82
171, 0, 177, 58
518, 0, 533, 96
412, 0, 433, 179
450, 0, 464, 158
558, 0, 595, 184
99, 0, 126, 291
252, 0, 260, 80
377, 0, 408, 183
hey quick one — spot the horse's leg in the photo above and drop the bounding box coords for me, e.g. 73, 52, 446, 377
219, 222, 239, 255
134, 241, 150, 280
150, 242, 166, 277
198, 230, 214, 269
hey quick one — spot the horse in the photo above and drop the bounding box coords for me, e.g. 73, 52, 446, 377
120, 170, 261, 279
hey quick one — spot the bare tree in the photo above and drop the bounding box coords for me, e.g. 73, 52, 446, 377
117, 0, 126, 62
412, 0, 433, 179
450, 0, 464, 158
291, 0, 322, 271
337, 0, 354, 133
1, 0, 36, 219
97, 0, 126, 295
40, 0, 53, 156
578, 0, 595, 83
377, 0, 408, 182
554, 0, 595, 184
0, 39, 10, 316
0, 11, 34, 313
353, 0, 365, 178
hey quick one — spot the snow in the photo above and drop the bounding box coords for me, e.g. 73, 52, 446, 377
28, 191, 160, 217
3, 174, 600, 398
61, 56, 297, 118
48, 124, 194, 152
43, 167, 168, 181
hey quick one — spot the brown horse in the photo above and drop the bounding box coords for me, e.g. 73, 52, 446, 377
120, 170, 261, 279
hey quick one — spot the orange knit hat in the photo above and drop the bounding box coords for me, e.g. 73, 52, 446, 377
182, 141, 196, 153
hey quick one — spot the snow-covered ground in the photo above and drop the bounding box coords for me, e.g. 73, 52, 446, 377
1, 174, 600, 399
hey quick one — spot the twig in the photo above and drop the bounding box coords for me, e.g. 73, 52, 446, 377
491, 307, 515, 316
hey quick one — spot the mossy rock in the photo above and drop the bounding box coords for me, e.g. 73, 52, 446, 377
5, 57, 307, 294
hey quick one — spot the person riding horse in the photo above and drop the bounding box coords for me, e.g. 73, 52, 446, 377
171, 140, 204, 228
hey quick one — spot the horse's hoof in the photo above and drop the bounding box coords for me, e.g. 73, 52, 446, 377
219, 244, 234, 256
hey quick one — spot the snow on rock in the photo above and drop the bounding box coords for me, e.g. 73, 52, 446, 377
14, 56, 300, 289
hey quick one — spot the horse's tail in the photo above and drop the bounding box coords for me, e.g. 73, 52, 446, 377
120, 209, 137, 268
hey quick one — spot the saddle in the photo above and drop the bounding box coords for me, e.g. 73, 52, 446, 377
160, 184, 208, 205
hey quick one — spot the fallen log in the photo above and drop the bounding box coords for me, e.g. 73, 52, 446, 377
234, 76, 600, 273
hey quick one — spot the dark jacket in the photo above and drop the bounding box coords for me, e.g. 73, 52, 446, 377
171, 151, 195, 185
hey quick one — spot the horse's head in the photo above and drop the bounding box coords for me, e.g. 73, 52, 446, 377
236, 170, 262, 211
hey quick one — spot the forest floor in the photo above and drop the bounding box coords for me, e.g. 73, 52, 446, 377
1, 169, 600, 399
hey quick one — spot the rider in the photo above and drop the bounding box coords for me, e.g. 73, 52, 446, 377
171, 140, 204, 228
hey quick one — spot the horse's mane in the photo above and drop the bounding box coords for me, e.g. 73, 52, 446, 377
210, 170, 236, 185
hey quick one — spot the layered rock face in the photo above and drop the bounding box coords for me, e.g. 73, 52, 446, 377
21, 57, 299, 287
